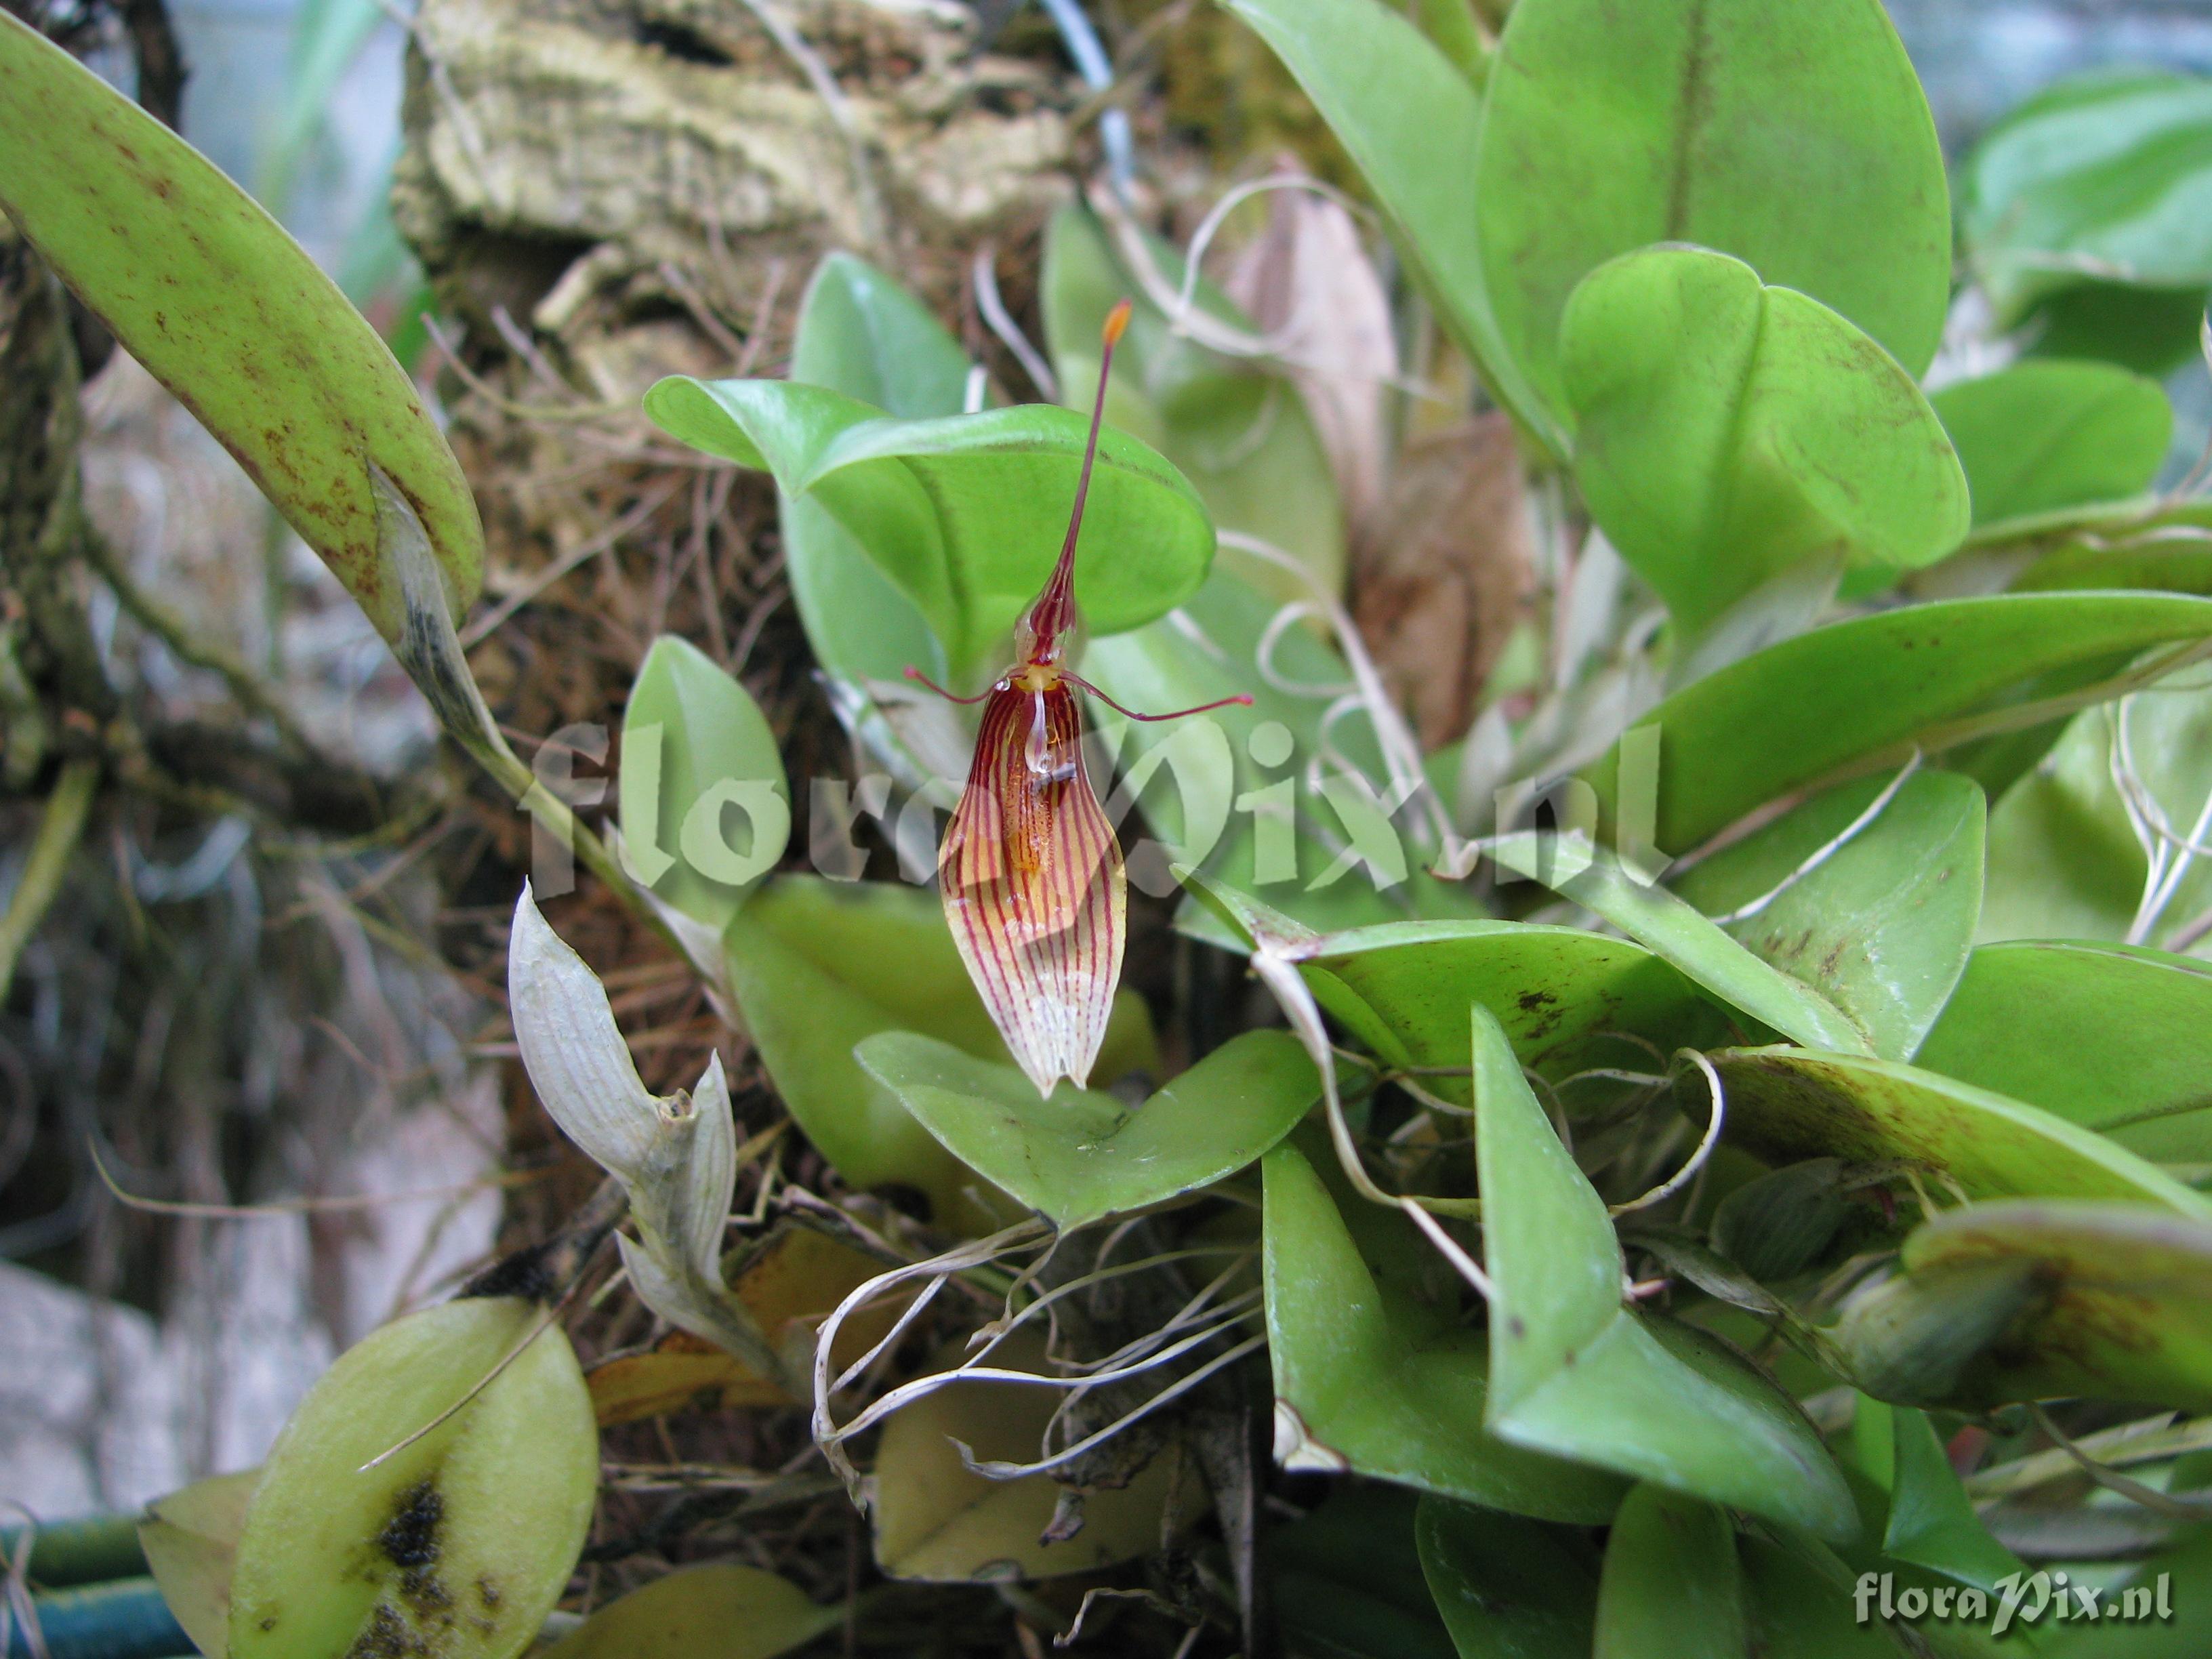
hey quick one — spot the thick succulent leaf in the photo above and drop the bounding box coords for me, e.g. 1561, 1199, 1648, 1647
1416, 1495, 1599, 1659
1492, 835, 1874, 1055
2041, 1518, 2211, 1659
1561, 248, 1967, 628
1581, 592, 2212, 857
141, 1470, 260, 1659
1473, 1006, 1858, 1540
1043, 206, 1347, 603
1740, 1534, 1904, 1658
783, 252, 970, 682
1913, 941, 2212, 1164
1218, 0, 1547, 449
619, 636, 790, 933
869, 1333, 1179, 1581
794, 251, 973, 420
1475, 1002, 1634, 1416
939, 682, 1122, 1096
1980, 683, 2212, 956
1474, 0, 1950, 423
2013, 508, 2212, 598
1712, 1160, 1853, 1284
722, 876, 1155, 1232
1669, 772, 1986, 1062
1711, 1048, 2212, 1216
644, 377, 1213, 676
1593, 1486, 1745, 1659
1261, 1139, 1626, 1521
538, 1566, 840, 1659
1959, 70, 2212, 322
2029, 279, 2212, 377
1870, 1400, 2024, 1595
227, 1297, 598, 1659
1083, 567, 1488, 935
1894, 1200, 2212, 1412
1270, 1485, 1460, 1659
1292, 914, 1728, 1098
858, 1030, 1318, 1230
0, 12, 481, 640
1933, 360, 2173, 532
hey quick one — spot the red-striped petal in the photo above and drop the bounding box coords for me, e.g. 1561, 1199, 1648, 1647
940, 680, 1124, 1097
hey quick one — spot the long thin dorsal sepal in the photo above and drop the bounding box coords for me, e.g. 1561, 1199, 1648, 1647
1027, 300, 1134, 652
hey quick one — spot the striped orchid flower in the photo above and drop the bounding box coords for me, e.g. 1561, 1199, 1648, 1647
906, 302, 1252, 1096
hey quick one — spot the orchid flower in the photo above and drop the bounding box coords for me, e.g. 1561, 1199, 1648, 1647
906, 302, 1252, 1097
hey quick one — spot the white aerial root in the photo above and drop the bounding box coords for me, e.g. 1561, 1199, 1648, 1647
1607, 1050, 1727, 1219
2108, 695, 2212, 944
1223, 530, 1459, 859
808, 1218, 1264, 1500
1706, 750, 1922, 927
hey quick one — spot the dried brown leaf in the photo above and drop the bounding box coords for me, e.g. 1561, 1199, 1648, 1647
1353, 413, 1534, 748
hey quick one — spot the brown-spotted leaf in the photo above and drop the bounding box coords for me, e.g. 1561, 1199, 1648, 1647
0, 14, 483, 640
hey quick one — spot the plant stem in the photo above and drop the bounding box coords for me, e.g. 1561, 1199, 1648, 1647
0, 756, 98, 1002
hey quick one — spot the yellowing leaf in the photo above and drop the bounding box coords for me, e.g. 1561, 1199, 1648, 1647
871, 1334, 1182, 1582
227, 1296, 598, 1659
140, 1469, 261, 1659
539, 1566, 841, 1659
589, 1225, 900, 1422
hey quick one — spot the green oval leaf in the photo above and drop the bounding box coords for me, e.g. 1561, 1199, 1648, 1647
539, 1566, 841, 1659
1416, 1495, 1599, 1659
644, 377, 1214, 678
869, 1333, 1181, 1582
1262, 1138, 1628, 1521
141, 1470, 260, 1659
1711, 1048, 2212, 1215
227, 1296, 597, 1659
1271, 1486, 1460, 1659
1593, 1486, 1745, 1659
1492, 835, 1875, 1056
1291, 914, 1727, 1095
1740, 1534, 1900, 1657
781, 253, 971, 683
1473, 1006, 1858, 1540
619, 636, 789, 932
1914, 941, 2212, 1164
2013, 512, 2212, 598
1669, 771, 1986, 1062
1476, 0, 1950, 420
722, 876, 1156, 1233
1585, 592, 2212, 856
1933, 360, 2173, 533
1043, 205, 1347, 604
1960, 70, 2212, 323
1877, 1402, 2023, 1595
856, 1029, 1318, 1229
1561, 247, 1967, 629
0, 12, 482, 641
1891, 1200, 2212, 1412
1712, 1160, 1851, 1284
